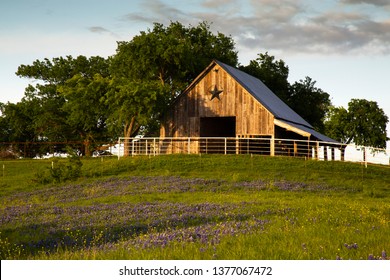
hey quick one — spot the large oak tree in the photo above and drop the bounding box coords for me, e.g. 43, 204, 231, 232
288, 77, 331, 133
7, 55, 111, 155
107, 21, 238, 155
111, 21, 238, 96
325, 99, 388, 148
240, 52, 290, 103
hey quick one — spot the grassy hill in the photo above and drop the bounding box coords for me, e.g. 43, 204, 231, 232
0, 154, 389, 260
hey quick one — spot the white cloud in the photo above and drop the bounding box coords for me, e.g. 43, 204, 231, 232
201, 0, 237, 8
341, 0, 390, 7
121, 0, 390, 56
123, 0, 190, 25
0, 30, 117, 58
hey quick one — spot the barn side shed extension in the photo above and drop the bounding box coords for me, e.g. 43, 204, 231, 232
160, 60, 339, 156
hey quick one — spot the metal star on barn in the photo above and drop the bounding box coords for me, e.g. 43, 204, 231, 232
209, 85, 223, 101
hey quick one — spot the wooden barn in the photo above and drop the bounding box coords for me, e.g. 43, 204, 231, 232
160, 60, 337, 156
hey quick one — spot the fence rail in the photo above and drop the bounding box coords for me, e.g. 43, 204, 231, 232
0, 141, 117, 159
118, 137, 390, 165
0, 138, 388, 165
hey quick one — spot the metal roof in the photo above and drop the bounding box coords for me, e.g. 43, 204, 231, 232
216, 60, 338, 143
216, 60, 312, 128
277, 120, 339, 143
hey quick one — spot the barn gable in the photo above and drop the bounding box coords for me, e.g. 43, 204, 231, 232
160, 60, 336, 144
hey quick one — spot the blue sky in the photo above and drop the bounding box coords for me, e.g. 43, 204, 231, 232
1, 0, 390, 139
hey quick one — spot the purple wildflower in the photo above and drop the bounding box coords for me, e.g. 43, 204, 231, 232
344, 243, 358, 249
382, 250, 387, 259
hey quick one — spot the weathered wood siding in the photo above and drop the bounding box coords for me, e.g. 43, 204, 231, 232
160, 63, 275, 138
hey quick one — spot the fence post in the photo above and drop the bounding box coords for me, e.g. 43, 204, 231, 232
224, 138, 227, 155
132, 138, 135, 156
363, 146, 367, 167
188, 137, 191, 154
270, 136, 275, 156
293, 141, 297, 157
307, 138, 310, 159
117, 138, 121, 160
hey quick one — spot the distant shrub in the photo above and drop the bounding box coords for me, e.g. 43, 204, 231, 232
34, 147, 83, 184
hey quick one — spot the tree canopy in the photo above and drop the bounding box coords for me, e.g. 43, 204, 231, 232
111, 21, 238, 94
325, 99, 389, 148
288, 77, 331, 133
240, 52, 290, 103
1, 56, 112, 155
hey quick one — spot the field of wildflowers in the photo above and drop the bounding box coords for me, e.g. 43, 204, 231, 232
0, 155, 389, 260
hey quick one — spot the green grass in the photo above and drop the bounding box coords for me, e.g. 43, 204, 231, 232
0, 154, 389, 260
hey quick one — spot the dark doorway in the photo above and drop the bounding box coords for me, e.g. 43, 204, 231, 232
200, 117, 236, 137
199, 117, 236, 154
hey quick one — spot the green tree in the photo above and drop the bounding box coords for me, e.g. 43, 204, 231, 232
288, 77, 331, 133
59, 73, 111, 155
23, 84, 70, 142
240, 52, 290, 103
111, 21, 238, 96
106, 78, 170, 156
325, 99, 389, 148
0, 98, 44, 157
0, 101, 33, 142
324, 106, 350, 143
57, 56, 111, 155
15, 55, 111, 155
108, 21, 238, 152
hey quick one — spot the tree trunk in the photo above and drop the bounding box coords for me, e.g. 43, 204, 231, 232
84, 140, 91, 157
123, 116, 136, 157
341, 137, 352, 162
159, 69, 165, 85
80, 132, 92, 157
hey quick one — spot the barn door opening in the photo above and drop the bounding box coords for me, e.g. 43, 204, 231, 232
200, 117, 236, 137
199, 117, 236, 154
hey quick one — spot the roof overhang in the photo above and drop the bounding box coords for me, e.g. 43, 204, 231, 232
274, 119, 340, 144
274, 119, 311, 138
